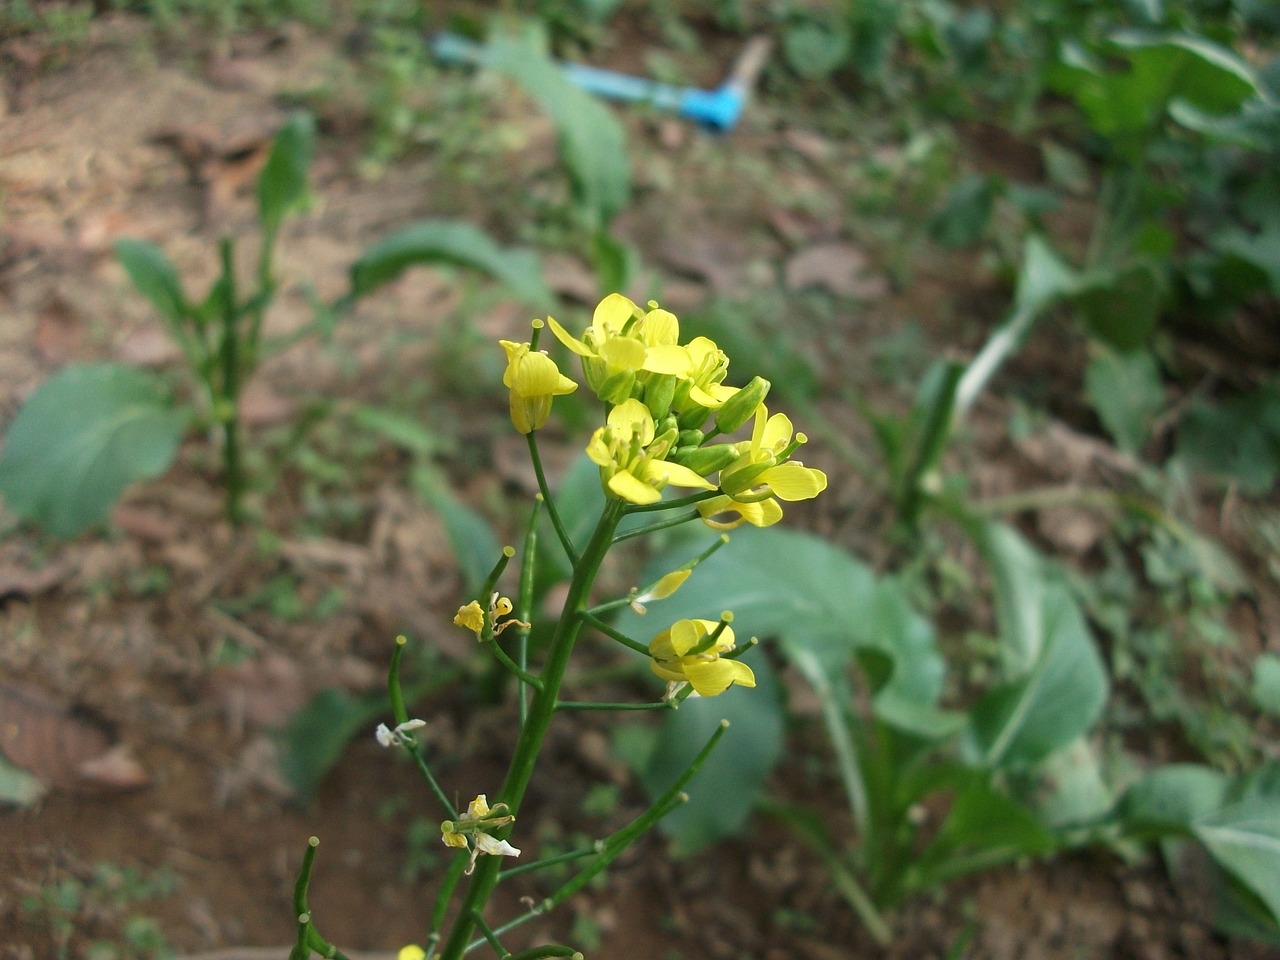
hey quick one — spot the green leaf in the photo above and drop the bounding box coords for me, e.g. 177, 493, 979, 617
0, 754, 47, 808
348, 219, 554, 311
905, 777, 1057, 893
258, 112, 316, 229
1117, 764, 1230, 832
351, 405, 441, 458
1015, 235, 1081, 315
278, 687, 386, 802
485, 34, 631, 228
1110, 30, 1260, 116
616, 526, 949, 733
1178, 386, 1280, 494
1253, 655, 1280, 717
928, 175, 999, 248
0, 363, 187, 538
425, 483, 500, 597
1031, 737, 1114, 828
966, 584, 1109, 768
968, 520, 1046, 677
638, 655, 784, 855
782, 16, 851, 80
1083, 347, 1163, 454
1074, 262, 1167, 351
1193, 799, 1280, 927
115, 238, 189, 326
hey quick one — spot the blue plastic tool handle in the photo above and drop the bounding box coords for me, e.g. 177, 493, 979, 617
429, 32, 744, 132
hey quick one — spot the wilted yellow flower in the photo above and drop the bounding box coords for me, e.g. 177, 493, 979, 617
453, 595, 528, 640
648, 618, 756, 697
453, 600, 485, 638
440, 794, 521, 875
499, 339, 578, 434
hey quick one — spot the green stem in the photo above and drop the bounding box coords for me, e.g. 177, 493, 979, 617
611, 509, 700, 544
580, 611, 650, 656
623, 489, 721, 513
516, 499, 541, 727
528, 432, 579, 565
436, 499, 626, 960
389, 637, 456, 820
555, 699, 674, 712
214, 237, 246, 526
487, 641, 545, 691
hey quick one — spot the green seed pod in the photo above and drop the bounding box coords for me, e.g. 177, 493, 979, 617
644, 375, 677, 420
715, 376, 771, 434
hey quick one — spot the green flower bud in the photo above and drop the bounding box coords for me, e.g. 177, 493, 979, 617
644, 375, 677, 420
715, 376, 771, 434
672, 443, 741, 477
678, 428, 705, 447
677, 405, 711, 432
597, 369, 636, 405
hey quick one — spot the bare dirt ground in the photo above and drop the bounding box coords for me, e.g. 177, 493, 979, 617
1, 10, 1278, 960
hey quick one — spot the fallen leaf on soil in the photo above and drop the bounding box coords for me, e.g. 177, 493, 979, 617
0, 683, 147, 792
783, 242, 888, 299
112, 503, 183, 543
207, 654, 307, 736
0, 559, 70, 602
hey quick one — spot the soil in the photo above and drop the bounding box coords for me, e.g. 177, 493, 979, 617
1, 8, 1278, 960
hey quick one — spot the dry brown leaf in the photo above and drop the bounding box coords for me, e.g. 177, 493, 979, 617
0, 559, 71, 602
0, 683, 145, 791
784, 242, 888, 299
206, 654, 306, 736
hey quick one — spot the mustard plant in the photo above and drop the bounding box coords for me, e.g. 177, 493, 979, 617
287, 293, 827, 960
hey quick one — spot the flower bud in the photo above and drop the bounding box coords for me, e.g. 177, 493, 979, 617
672, 443, 741, 477
715, 376, 771, 434
678, 428, 705, 447
644, 375, 677, 420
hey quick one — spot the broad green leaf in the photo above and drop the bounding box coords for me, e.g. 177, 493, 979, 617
967, 519, 1045, 676
351, 405, 441, 458
486, 34, 631, 229
1031, 737, 1114, 828
279, 687, 385, 802
1253, 655, 1280, 717
0, 363, 187, 538
616, 526, 948, 730
1110, 31, 1260, 115
0, 754, 47, 808
1083, 347, 1163, 454
348, 219, 554, 311
421, 479, 501, 597
1178, 386, 1280, 494
928, 174, 998, 248
782, 17, 851, 80
638, 655, 784, 855
1117, 764, 1230, 832
1193, 799, 1280, 927
258, 112, 316, 229
115, 238, 189, 326
904, 778, 1056, 892
894, 360, 964, 527
966, 584, 1108, 768
1015, 234, 1081, 315
1074, 262, 1167, 351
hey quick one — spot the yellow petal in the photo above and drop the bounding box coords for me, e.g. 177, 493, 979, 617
649, 657, 687, 683
760, 412, 794, 452
598, 334, 647, 373
546, 316, 594, 357
608, 470, 662, 504
594, 293, 638, 333
399, 946, 427, 960
640, 307, 680, 345
649, 569, 691, 600
642, 344, 691, 376
608, 398, 656, 443
761, 462, 828, 501
512, 351, 575, 399
668, 618, 713, 656
684, 657, 756, 696
642, 459, 718, 492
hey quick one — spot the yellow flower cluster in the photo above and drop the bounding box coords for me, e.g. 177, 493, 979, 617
499, 294, 827, 528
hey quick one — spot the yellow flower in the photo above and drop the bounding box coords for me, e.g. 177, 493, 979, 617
648, 618, 756, 697
586, 399, 715, 505
629, 568, 691, 615
698, 404, 827, 529
547, 294, 691, 403
499, 339, 578, 434
399, 947, 426, 960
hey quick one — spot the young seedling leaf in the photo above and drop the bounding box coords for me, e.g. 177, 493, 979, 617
966, 584, 1108, 769
1193, 799, 1280, 928
348, 219, 554, 311
485, 33, 631, 229
115, 238, 189, 327
1083, 347, 1163, 454
1117, 764, 1230, 834
0, 363, 187, 538
258, 112, 316, 230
